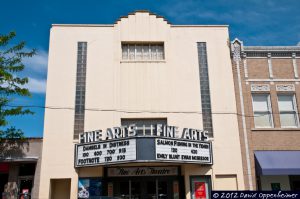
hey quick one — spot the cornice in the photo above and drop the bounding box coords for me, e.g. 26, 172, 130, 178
244, 46, 300, 52
231, 38, 300, 58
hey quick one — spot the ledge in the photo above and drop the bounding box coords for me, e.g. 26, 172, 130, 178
252, 128, 300, 131
120, 60, 166, 63
73, 139, 79, 143
244, 46, 300, 51
246, 79, 300, 82
0, 157, 39, 162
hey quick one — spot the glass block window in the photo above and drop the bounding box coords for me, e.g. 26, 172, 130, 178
278, 95, 299, 127
252, 94, 273, 128
74, 42, 87, 139
122, 43, 164, 61
197, 42, 213, 137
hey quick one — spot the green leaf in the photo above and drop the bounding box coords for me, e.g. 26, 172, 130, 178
0, 31, 36, 139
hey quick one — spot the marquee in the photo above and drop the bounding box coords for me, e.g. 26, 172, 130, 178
74, 124, 213, 167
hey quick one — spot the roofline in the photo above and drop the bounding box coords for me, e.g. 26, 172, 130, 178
115, 10, 171, 24
52, 24, 228, 28
52, 24, 114, 27
26, 137, 43, 139
0, 137, 43, 140
244, 46, 300, 52
171, 25, 228, 27
231, 39, 300, 52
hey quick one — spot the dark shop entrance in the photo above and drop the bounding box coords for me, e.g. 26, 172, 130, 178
104, 166, 184, 199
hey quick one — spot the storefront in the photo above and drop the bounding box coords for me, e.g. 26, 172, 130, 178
78, 166, 183, 199
0, 138, 42, 199
76, 164, 214, 199
75, 123, 212, 198
255, 151, 300, 191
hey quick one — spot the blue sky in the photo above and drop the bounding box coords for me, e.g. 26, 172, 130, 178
1, 0, 300, 137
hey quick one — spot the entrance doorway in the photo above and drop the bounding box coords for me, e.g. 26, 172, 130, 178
50, 178, 71, 199
109, 177, 178, 199
0, 174, 8, 196
290, 176, 300, 191
19, 178, 33, 199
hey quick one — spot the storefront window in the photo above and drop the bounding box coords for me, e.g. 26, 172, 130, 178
271, 183, 281, 191
78, 178, 102, 199
190, 176, 211, 199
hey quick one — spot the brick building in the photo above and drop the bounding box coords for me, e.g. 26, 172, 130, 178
231, 39, 300, 191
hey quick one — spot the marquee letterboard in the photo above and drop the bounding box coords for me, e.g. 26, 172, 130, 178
155, 138, 212, 164
75, 138, 136, 167
75, 137, 213, 167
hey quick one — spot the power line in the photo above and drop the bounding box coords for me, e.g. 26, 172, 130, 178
1, 104, 282, 118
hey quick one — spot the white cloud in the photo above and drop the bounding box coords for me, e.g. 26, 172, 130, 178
0, 47, 48, 94
21, 48, 48, 93
1, 76, 46, 94
23, 49, 48, 74
26, 78, 47, 93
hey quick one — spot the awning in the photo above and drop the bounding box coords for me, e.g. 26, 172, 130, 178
255, 151, 300, 175
0, 156, 38, 163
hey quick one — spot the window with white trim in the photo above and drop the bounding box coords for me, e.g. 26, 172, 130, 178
252, 94, 273, 128
277, 94, 299, 127
122, 43, 164, 61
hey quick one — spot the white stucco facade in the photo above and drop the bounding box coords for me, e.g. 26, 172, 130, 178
39, 11, 245, 199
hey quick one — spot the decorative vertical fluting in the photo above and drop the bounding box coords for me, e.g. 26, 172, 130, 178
74, 42, 87, 139
292, 53, 299, 79
267, 53, 273, 79
243, 53, 249, 79
197, 42, 213, 137
231, 39, 253, 190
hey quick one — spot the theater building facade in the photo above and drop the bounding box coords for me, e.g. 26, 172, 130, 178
231, 39, 300, 191
38, 11, 245, 199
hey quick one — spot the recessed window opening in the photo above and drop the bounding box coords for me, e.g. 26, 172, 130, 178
252, 94, 273, 128
122, 42, 164, 61
278, 94, 299, 128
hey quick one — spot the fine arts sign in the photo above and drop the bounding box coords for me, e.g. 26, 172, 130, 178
74, 124, 212, 167
79, 124, 208, 143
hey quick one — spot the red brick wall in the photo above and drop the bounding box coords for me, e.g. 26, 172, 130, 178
232, 54, 300, 190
